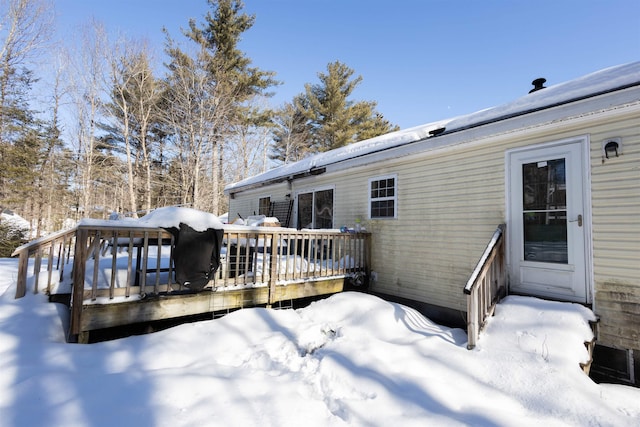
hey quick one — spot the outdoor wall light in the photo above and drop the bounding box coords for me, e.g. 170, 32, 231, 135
602, 137, 622, 163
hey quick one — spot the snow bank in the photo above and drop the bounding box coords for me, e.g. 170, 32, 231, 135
1, 257, 639, 426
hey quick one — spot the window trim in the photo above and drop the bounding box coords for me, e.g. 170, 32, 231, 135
368, 174, 398, 220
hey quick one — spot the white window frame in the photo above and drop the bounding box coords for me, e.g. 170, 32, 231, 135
368, 174, 398, 219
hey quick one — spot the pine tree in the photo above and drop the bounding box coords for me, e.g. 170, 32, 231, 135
0, 68, 45, 213
0, 0, 52, 143
0, 216, 28, 257
357, 112, 398, 142
0, 0, 53, 228
295, 60, 398, 153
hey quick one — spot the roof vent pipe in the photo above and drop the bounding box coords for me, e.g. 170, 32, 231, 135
529, 78, 547, 93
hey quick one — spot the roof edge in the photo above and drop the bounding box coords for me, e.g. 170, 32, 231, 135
226, 62, 640, 195
439, 80, 640, 137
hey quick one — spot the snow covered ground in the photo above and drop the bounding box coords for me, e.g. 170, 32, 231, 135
0, 257, 638, 426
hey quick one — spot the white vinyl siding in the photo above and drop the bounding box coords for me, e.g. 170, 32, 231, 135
588, 113, 640, 352
227, 100, 640, 350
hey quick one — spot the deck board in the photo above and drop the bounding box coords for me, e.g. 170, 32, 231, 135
77, 278, 345, 342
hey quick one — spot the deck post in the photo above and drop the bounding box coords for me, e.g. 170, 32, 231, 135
363, 233, 371, 280
14, 250, 28, 298
69, 227, 88, 341
267, 231, 279, 308
467, 288, 479, 349
33, 247, 43, 294
47, 241, 55, 294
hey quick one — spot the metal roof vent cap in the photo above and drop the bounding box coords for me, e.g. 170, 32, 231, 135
529, 77, 547, 93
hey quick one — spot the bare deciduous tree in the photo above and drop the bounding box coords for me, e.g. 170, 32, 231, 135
0, 0, 52, 129
66, 20, 108, 219
105, 38, 163, 216
129, 47, 162, 214
33, 52, 67, 236
162, 34, 230, 211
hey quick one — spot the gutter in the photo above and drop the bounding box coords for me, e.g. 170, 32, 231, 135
227, 166, 326, 197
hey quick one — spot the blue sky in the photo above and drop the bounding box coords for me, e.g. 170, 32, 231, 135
55, 0, 639, 129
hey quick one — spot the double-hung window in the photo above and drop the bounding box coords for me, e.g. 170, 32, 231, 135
369, 175, 397, 219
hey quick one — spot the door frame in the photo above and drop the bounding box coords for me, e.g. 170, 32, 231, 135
293, 185, 335, 229
505, 135, 594, 303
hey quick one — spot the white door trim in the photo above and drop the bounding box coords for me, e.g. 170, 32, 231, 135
505, 135, 593, 303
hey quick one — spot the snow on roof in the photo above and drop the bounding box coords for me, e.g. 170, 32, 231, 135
225, 118, 452, 193
226, 61, 640, 194
444, 61, 640, 133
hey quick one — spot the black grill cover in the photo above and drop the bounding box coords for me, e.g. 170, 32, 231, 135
169, 223, 223, 291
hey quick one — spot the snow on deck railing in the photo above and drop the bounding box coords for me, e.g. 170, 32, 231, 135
464, 224, 507, 350
13, 225, 370, 300
66, 225, 369, 340
12, 223, 370, 340
11, 226, 78, 298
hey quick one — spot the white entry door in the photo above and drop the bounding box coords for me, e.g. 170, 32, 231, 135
507, 139, 590, 303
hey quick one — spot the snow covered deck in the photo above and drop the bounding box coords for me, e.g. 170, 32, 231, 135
11, 211, 506, 348
12, 215, 370, 343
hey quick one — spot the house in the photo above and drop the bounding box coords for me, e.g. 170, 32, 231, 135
225, 62, 640, 384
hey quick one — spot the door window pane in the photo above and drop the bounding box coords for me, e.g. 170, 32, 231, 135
522, 159, 568, 264
297, 190, 333, 229
259, 197, 270, 216
297, 192, 313, 229
523, 212, 568, 263
523, 159, 566, 210
314, 189, 333, 229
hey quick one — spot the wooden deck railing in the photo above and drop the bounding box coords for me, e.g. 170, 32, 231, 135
463, 224, 507, 350
13, 223, 370, 342
222, 227, 369, 286
11, 227, 78, 298
12, 223, 370, 301
70, 224, 176, 302
68, 225, 370, 300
